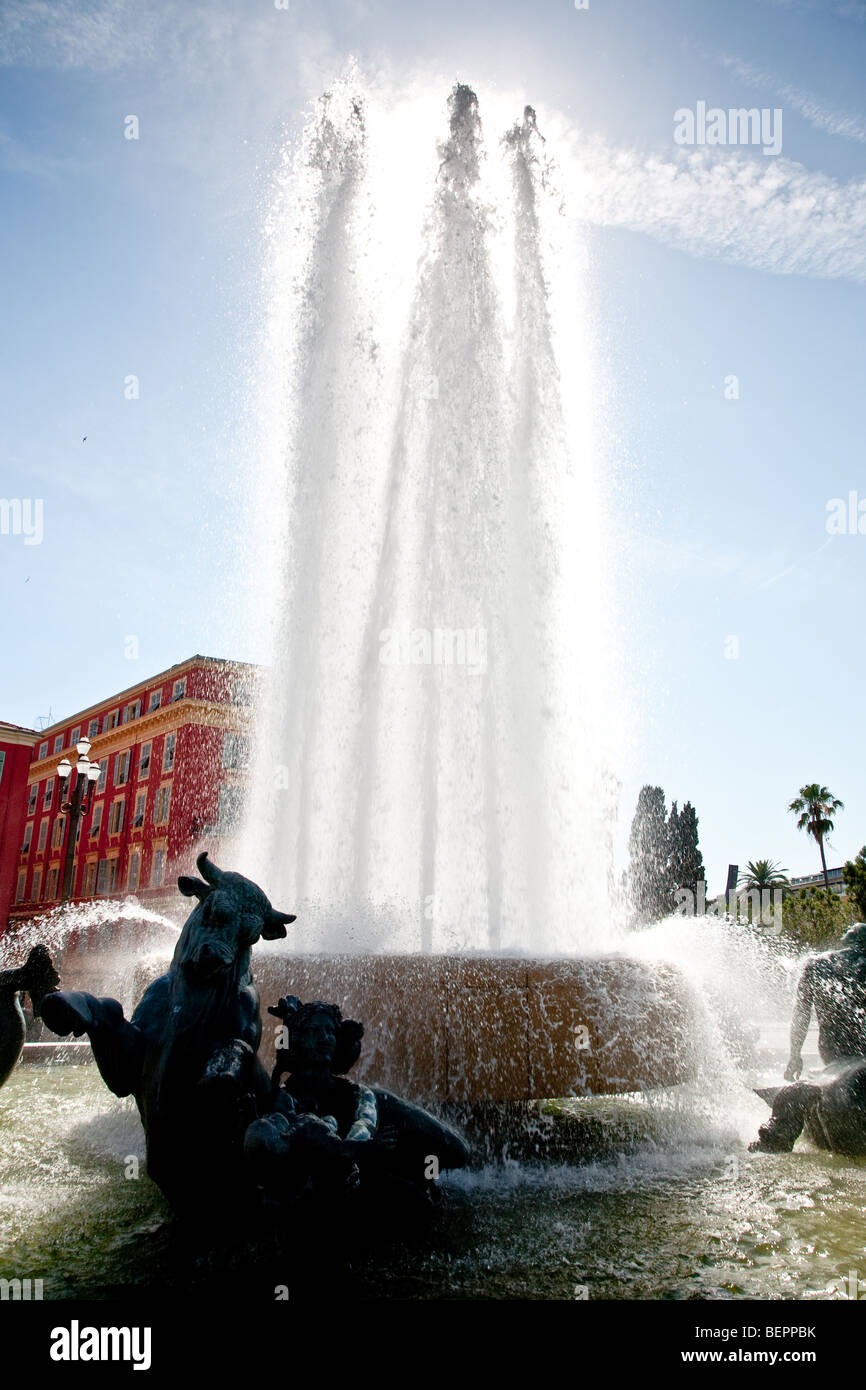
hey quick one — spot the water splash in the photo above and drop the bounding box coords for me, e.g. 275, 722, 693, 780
1, 899, 179, 1017
243, 76, 620, 955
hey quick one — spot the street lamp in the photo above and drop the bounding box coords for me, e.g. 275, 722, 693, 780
56, 737, 100, 901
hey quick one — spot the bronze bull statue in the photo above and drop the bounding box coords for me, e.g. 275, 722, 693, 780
41, 853, 295, 1214
753, 1058, 866, 1156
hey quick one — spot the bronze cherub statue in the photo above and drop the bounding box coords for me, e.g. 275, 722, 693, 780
244, 995, 470, 1208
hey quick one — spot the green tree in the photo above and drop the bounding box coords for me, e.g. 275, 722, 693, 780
668, 800, 705, 900
842, 847, 866, 919
737, 859, 790, 894
781, 887, 855, 951
629, 785, 672, 923
788, 784, 845, 891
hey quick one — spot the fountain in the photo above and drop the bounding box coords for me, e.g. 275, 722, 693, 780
3, 86, 698, 1201
4, 77, 863, 1309
236, 77, 697, 1102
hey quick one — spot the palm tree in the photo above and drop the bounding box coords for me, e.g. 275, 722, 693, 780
738, 859, 790, 894
789, 784, 845, 891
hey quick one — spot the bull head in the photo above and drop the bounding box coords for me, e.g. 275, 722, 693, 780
177, 852, 296, 942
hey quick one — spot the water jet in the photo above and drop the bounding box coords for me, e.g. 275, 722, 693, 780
233, 78, 699, 1108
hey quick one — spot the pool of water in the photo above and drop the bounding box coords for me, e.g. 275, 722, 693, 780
3, 1052, 864, 1302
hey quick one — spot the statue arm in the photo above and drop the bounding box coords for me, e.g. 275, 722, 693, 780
236, 983, 264, 1051
345, 1085, 378, 1143
786, 964, 814, 1079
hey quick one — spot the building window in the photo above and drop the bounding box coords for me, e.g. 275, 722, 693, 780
52, 818, 65, 850
27, 784, 37, 815
38, 741, 48, 760
71, 726, 81, 747
21, 822, 32, 854
114, 750, 131, 786
172, 678, 187, 702
162, 733, 176, 773
151, 849, 166, 887
133, 791, 147, 829
148, 691, 162, 712
88, 717, 100, 738
53, 735, 64, 754
43, 778, 54, 811
217, 783, 244, 830
222, 732, 249, 769
108, 800, 125, 834
0, 751, 4, 786
90, 802, 103, 837
46, 866, 59, 901
154, 785, 171, 825
31, 866, 42, 902
37, 820, 48, 852
96, 858, 119, 895
139, 742, 151, 778
15, 870, 26, 904
123, 700, 142, 725
102, 710, 119, 733
128, 852, 141, 893
97, 758, 108, 793
82, 862, 97, 896
230, 678, 251, 705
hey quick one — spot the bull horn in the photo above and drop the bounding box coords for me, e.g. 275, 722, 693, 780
261, 908, 296, 941
178, 875, 212, 901
754, 1086, 781, 1108
196, 852, 225, 886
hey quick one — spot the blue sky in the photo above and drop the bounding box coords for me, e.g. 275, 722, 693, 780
1, 0, 864, 888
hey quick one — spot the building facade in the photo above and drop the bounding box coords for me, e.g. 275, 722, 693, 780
5, 656, 254, 930
788, 867, 847, 897
0, 722, 40, 927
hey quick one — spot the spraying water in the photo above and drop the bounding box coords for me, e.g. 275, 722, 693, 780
2, 898, 180, 1022
243, 77, 619, 954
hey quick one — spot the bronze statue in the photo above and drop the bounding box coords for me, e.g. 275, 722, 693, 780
751, 923, 866, 1154
41, 851, 470, 1225
245, 995, 470, 1207
41, 853, 295, 1213
0, 944, 60, 1090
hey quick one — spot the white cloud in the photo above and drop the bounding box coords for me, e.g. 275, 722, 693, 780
718, 53, 866, 144
0, 1, 159, 71
0, 0, 337, 82
557, 125, 866, 284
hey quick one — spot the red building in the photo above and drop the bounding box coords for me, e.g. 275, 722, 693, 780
0, 721, 40, 928
4, 656, 254, 930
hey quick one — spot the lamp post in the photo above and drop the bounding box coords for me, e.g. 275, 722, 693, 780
56, 738, 101, 902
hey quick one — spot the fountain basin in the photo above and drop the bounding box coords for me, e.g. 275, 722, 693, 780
16, 916, 698, 1104
256, 954, 698, 1103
